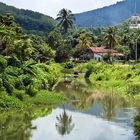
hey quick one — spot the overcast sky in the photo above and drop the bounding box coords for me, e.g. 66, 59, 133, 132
0, 0, 123, 18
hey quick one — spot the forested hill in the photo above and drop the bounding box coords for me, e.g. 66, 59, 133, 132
0, 2, 56, 36
74, 0, 140, 27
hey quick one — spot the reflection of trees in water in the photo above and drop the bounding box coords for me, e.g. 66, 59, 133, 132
0, 110, 34, 140
0, 107, 51, 140
102, 93, 129, 121
55, 79, 95, 111
56, 105, 75, 136
134, 111, 140, 140
102, 94, 117, 121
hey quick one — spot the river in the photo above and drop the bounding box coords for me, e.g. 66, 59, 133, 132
0, 79, 140, 140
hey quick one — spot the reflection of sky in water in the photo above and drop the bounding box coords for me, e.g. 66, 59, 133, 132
31, 108, 135, 140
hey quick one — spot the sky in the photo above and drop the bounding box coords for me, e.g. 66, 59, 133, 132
0, 0, 123, 18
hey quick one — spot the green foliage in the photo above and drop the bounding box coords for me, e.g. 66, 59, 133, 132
14, 90, 25, 101
134, 112, 140, 140
127, 83, 140, 95
0, 2, 56, 36
25, 85, 38, 97
2, 78, 14, 94
0, 92, 24, 109
56, 8, 75, 33
0, 57, 7, 71
64, 61, 75, 69
22, 75, 33, 87
31, 92, 65, 106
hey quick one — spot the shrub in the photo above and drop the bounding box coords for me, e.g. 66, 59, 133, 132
14, 90, 25, 101
14, 78, 24, 90
0, 93, 24, 109
127, 83, 140, 95
125, 73, 132, 80
64, 61, 75, 69
22, 76, 33, 87
3, 79, 14, 94
0, 57, 8, 71
8, 56, 21, 67
0, 78, 3, 89
26, 85, 38, 97
85, 68, 93, 79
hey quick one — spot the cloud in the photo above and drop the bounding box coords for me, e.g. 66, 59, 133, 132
0, 0, 123, 18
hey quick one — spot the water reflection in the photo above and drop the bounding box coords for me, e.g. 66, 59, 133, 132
31, 108, 135, 140
0, 79, 139, 140
55, 79, 129, 118
56, 105, 75, 136
0, 107, 52, 140
134, 111, 140, 140
0, 110, 34, 140
102, 94, 117, 121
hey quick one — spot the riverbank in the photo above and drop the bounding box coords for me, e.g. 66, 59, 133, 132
1, 61, 140, 110
66, 61, 140, 101
0, 90, 65, 110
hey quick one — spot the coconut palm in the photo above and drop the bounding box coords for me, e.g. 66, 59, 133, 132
76, 33, 93, 50
103, 27, 119, 62
103, 27, 118, 50
56, 9, 75, 33
55, 105, 74, 136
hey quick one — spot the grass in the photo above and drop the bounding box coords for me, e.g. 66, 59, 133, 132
0, 90, 65, 110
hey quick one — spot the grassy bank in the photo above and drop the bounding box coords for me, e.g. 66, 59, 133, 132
0, 90, 65, 110
64, 61, 140, 101
83, 62, 140, 100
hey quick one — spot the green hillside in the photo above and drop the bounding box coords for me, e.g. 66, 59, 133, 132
0, 2, 57, 36
75, 0, 140, 27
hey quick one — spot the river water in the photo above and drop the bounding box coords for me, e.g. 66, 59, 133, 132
0, 79, 140, 140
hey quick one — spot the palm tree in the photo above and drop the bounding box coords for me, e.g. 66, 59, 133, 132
76, 33, 93, 50
55, 105, 74, 136
103, 27, 118, 62
56, 9, 75, 33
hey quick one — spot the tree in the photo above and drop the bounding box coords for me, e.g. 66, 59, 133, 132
48, 30, 62, 50
103, 27, 119, 62
56, 9, 75, 33
103, 27, 118, 50
73, 33, 94, 60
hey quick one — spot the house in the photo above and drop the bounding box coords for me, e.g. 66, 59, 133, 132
88, 47, 124, 61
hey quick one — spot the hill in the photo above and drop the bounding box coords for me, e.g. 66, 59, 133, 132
0, 2, 56, 36
74, 0, 140, 27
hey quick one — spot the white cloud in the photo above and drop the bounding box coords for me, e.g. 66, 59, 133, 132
0, 0, 123, 18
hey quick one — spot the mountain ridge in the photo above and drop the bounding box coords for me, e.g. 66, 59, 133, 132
74, 0, 140, 27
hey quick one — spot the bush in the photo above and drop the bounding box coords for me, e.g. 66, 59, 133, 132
22, 76, 33, 87
26, 85, 38, 97
64, 61, 75, 69
14, 90, 25, 101
127, 83, 140, 95
0, 57, 8, 71
0, 93, 24, 109
85, 68, 93, 79
14, 79, 24, 90
3, 79, 14, 94
8, 56, 21, 67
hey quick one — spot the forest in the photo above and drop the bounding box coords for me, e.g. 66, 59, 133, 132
0, 9, 140, 109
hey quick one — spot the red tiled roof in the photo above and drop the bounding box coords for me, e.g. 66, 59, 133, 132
89, 47, 124, 56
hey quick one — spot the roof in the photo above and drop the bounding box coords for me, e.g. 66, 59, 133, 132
89, 47, 124, 56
